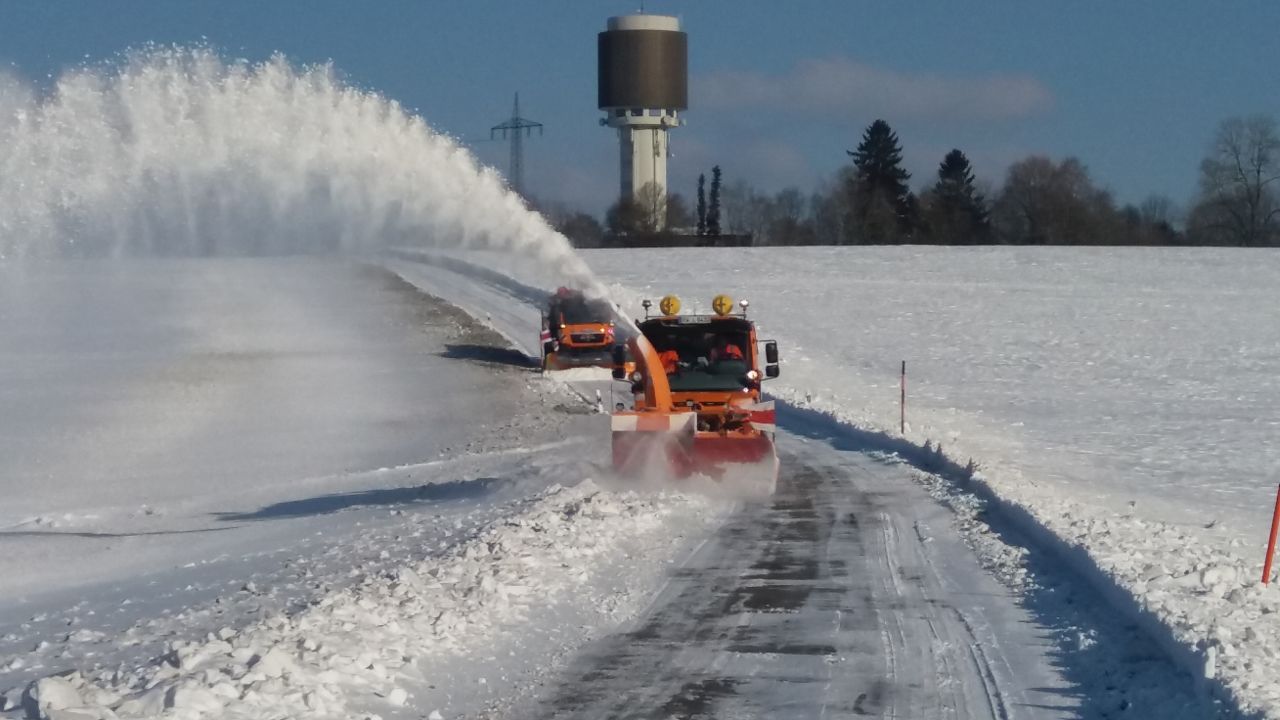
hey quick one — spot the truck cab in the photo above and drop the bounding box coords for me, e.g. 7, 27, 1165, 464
541, 287, 617, 370
634, 313, 778, 431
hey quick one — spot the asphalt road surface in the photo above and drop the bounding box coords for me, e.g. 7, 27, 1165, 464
534, 437, 1078, 719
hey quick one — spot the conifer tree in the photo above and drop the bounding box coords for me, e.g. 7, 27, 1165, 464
925, 149, 990, 243
696, 173, 707, 236
707, 166, 723, 237
846, 119, 916, 242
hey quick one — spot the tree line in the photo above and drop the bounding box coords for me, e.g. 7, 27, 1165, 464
544, 114, 1280, 247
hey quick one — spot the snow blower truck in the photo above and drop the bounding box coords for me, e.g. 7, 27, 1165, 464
540, 287, 618, 371
610, 294, 780, 495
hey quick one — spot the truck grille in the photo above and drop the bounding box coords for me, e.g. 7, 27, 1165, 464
570, 333, 606, 344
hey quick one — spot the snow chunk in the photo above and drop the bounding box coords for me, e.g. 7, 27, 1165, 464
30, 676, 83, 713
0, 688, 21, 712
250, 646, 299, 679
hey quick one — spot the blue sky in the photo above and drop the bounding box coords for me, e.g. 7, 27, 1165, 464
3, 1, 1278, 217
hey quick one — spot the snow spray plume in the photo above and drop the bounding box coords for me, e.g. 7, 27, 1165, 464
0, 48, 601, 292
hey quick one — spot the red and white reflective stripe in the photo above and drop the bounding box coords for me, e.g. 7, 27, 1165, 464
539, 329, 552, 342
745, 400, 776, 433
611, 411, 696, 433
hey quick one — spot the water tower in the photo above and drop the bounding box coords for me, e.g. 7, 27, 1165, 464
598, 14, 688, 229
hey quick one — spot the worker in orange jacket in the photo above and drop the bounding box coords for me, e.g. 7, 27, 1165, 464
657, 348, 680, 374
709, 339, 744, 363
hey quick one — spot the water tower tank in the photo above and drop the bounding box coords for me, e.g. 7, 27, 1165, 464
598, 15, 688, 111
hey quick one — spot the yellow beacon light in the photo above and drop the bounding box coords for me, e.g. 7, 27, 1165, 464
659, 295, 681, 316
712, 294, 734, 316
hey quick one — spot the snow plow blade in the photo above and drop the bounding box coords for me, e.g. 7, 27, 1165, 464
688, 432, 779, 497
611, 411, 697, 478
687, 399, 779, 495
611, 413, 779, 497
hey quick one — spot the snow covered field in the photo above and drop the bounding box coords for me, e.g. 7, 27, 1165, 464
4, 245, 1260, 718
587, 244, 1280, 716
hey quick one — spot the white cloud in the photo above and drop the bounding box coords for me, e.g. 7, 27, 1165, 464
696, 56, 1052, 123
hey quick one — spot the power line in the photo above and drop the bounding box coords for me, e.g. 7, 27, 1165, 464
490, 93, 543, 198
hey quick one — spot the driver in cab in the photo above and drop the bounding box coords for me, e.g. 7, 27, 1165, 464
657, 346, 680, 374
657, 337, 741, 376
709, 337, 743, 363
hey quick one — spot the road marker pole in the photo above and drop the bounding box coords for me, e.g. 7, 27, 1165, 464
1262, 483, 1280, 584
900, 360, 906, 435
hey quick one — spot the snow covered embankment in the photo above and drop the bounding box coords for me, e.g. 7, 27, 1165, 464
6, 482, 722, 720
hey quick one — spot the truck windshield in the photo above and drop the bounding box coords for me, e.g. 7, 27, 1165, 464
666, 360, 750, 392
557, 296, 613, 324
644, 322, 752, 391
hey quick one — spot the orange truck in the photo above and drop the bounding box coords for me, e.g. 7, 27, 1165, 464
540, 287, 618, 371
610, 294, 780, 494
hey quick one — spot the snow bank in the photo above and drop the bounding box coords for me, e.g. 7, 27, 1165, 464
7, 481, 723, 719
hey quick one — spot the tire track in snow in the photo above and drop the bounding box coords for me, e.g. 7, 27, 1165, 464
532, 441, 1069, 719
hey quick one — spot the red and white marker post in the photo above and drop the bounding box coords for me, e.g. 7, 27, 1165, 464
1263, 483, 1280, 584
900, 360, 907, 435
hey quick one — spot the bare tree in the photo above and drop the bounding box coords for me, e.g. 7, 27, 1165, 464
1139, 194, 1177, 227
991, 156, 1117, 244
605, 196, 648, 236
811, 168, 855, 245
634, 182, 667, 233
719, 180, 758, 237
557, 212, 604, 248
665, 192, 695, 231
772, 188, 805, 227
768, 188, 810, 245
1132, 194, 1182, 245
534, 200, 605, 248
742, 185, 777, 245
1191, 115, 1280, 246
711, 181, 820, 245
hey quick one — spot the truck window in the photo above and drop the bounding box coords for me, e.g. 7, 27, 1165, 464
559, 297, 612, 324
655, 327, 752, 391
